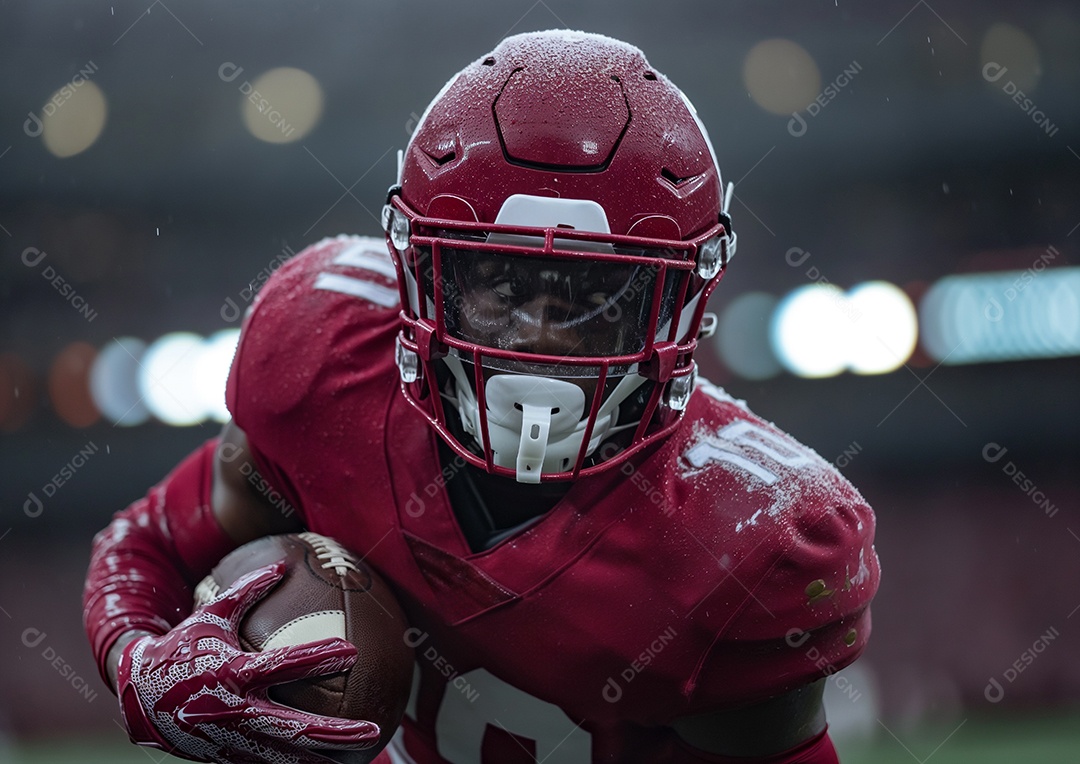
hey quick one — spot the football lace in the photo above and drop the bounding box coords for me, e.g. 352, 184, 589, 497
299, 532, 361, 577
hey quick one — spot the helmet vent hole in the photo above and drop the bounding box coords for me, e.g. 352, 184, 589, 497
530, 424, 541, 439
643, 71, 657, 81
483, 56, 496, 66
660, 167, 690, 187
422, 147, 457, 167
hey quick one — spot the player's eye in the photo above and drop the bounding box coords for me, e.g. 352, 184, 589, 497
493, 278, 526, 298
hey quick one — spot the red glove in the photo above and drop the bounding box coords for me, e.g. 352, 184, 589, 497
116, 562, 381, 764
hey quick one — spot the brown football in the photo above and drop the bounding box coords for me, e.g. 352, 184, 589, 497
194, 532, 413, 764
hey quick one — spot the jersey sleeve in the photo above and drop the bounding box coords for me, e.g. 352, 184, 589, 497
224, 234, 401, 521
693, 494, 877, 707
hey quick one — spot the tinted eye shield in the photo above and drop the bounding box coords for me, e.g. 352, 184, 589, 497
384, 199, 726, 368
441, 248, 672, 357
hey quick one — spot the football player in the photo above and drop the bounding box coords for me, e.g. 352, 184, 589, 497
85, 30, 878, 763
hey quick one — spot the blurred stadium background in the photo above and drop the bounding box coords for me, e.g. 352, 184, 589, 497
2, 1, 1079, 761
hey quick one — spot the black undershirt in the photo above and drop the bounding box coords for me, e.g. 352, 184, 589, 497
437, 440, 568, 553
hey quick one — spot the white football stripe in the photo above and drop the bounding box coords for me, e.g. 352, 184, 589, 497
193, 575, 220, 606
314, 272, 399, 307
333, 245, 398, 279
262, 610, 347, 650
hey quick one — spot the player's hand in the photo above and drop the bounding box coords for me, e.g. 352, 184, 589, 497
115, 562, 382, 764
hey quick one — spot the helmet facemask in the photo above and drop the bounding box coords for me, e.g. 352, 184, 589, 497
383, 193, 731, 483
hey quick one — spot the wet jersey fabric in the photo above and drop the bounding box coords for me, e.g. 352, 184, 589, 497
226, 235, 879, 763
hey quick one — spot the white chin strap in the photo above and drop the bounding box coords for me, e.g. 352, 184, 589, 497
444, 356, 645, 483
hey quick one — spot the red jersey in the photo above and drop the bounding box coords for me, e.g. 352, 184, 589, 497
226, 235, 879, 763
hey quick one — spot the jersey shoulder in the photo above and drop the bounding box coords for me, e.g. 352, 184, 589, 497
672, 378, 878, 633
246, 233, 399, 326
226, 233, 400, 428
652, 379, 879, 704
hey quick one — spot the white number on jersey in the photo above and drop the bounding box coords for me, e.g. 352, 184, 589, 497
684, 420, 817, 485
402, 666, 592, 763
313, 238, 399, 307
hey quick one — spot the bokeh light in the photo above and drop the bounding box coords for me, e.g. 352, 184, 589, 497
743, 38, 821, 116
48, 342, 100, 427
846, 282, 919, 375
194, 329, 241, 423
139, 332, 206, 426
980, 22, 1042, 93
41, 80, 108, 158
920, 267, 1080, 364
771, 284, 850, 378
241, 67, 324, 144
770, 282, 918, 378
90, 337, 150, 426
716, 292, 782, 380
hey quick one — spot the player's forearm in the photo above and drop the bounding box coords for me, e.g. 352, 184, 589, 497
83, 438, 239, 691
83, 497, 199, 689
105, 629, 154, 690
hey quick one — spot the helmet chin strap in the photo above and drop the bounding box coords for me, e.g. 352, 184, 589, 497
443, 355, 646, 483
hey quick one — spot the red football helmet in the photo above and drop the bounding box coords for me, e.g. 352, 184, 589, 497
382, 30, 735, 483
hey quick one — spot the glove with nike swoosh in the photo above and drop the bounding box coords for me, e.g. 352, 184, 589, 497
116, 562, 382, 764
